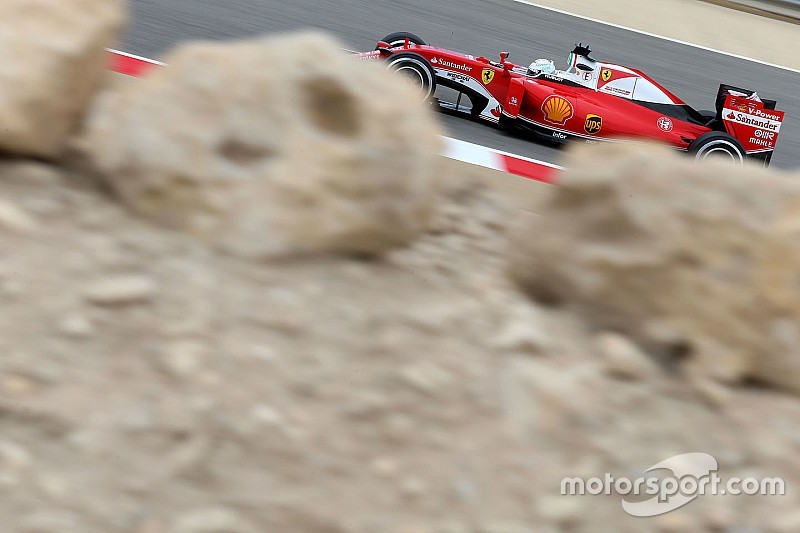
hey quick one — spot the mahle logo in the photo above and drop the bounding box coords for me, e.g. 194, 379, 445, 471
561, 453, 785, 517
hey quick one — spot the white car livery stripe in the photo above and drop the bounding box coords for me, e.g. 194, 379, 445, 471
434, 67, 503, 122
514, 114, 623, 143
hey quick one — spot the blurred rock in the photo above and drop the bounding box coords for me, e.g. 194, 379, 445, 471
535, 496, 582, 526
161, 340, 207, 379
510, 142, 800, 395
399, 361, 453, 396
656, 512, 699, 532
490, 305, 549, 354
0, 201, 37, 234
170, 508, 257, 533
0, 0, 125, 158
57, 313, 95, 339
595, 331, 657, 380
84, 275, 157, 305
86, 32, 444, 258
479, 521, 535, 533
0, 441, 32, 471
770, 510, 800, 533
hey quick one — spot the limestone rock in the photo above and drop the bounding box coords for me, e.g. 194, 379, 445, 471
86, 32, 444, 258
84, 275, 157, 305
0, 0, 126, 157
170, 508, 257, 533
595, 331, 658, 380
510, 142, 800, 395
0, 201, 37, 234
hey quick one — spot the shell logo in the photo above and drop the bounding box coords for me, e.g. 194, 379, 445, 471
541, 95, 574, 126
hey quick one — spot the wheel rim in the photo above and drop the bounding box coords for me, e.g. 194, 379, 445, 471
702, 147, 737, 162
394, 65, 425, 89
389, 59, 433, 100
695, 141, 744, 164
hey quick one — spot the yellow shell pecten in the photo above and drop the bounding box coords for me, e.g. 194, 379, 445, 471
542, 96, 573, 125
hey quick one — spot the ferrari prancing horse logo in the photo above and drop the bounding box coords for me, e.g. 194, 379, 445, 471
601, 68, 613, 83
481, 68, 495, 85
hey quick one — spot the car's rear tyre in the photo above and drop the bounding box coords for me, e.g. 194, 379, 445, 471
386, 52, 436, 101
378, 32, 426, 49
688, 132, 746, 164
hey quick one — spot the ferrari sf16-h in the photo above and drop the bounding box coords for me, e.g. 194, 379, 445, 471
358, 32, 785, 166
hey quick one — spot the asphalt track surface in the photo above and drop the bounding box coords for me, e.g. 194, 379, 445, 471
123, 0, 800, 169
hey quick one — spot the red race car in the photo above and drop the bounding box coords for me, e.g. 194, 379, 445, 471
358, 32, 785, 166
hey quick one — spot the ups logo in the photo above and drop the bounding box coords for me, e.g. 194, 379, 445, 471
584, 114, 603, 134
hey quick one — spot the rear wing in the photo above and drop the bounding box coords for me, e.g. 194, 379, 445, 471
715, 84, 785, 165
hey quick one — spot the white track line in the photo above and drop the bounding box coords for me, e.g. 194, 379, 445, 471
508, 0, 800, 74
443, 137, 563, 169
107, 48, 166, 65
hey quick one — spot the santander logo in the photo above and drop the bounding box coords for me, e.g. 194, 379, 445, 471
432, 57, 471, 72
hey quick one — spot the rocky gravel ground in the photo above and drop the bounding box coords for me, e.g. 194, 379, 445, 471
3, 148, 800, 533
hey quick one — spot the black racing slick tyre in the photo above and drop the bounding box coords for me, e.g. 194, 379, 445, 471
386, 52, 436, 101
378, 32, 426, 49
688, 132, 746, 164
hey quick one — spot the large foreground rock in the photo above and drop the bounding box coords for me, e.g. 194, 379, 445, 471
0, 0, 125, 158
510, 143, 800, 395
86, 32, 445, 258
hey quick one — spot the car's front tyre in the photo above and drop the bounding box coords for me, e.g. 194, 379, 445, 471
386, 52, 437, 101
688, 132, 746, 164
378, 32, 427, 49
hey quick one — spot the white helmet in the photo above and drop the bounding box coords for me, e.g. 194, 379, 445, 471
528, 58, 556, 76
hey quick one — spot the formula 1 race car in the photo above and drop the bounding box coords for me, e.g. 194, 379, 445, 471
358, 32, 785, 166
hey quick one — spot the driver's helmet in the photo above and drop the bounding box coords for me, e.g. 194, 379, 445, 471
528, 58, 556, 76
